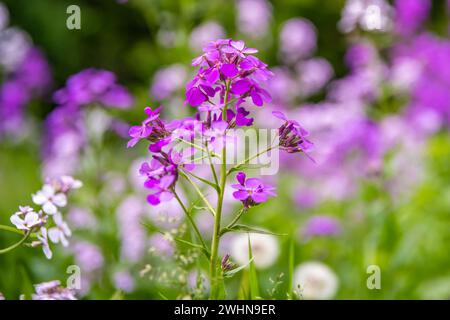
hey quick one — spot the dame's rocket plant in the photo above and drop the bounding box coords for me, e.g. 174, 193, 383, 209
127, 39, 312, 298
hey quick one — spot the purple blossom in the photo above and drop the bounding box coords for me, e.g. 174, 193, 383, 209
272, 111, 314, 155
303, 215, 342, 237
150, 64, 187, 100
127, 107, 166, 148
237, 0, 272, 39
231, 172, 276, 207
186, 39, 272, 108
394, 0, 431, 36
280, 18, 317, 62
32, 280, 76, 300
53, 69, 133, 109
296, 58, 334, 97
113, 271, 135, 293
189, 21, 226, 52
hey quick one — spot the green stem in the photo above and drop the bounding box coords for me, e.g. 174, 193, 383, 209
206, 141, 219, 188
0, 231, 31, 254
227, 145, 277, 176
179, 171, 217, 216
209, 80, 231, 299
173, 191, 209, 256
223, 208, 247, 232
0, 224, 37, 238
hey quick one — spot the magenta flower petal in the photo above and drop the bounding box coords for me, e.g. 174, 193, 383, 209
231, 79, 251, 94
250, 91, 263, 106
251, 192, 268, 203
236, 172, 246, 185
220, 63, 239, 78
233, 190, 249, 201
186, 87, 207, 106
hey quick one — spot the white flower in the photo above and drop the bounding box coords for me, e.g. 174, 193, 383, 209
10, 210, 41, 231
32, 184, 67, 215
15, 205, 34, 216
48, 213, 71, 247
293, 261, 339, 300
33, 227, 52, 259
230, 233, 279, 269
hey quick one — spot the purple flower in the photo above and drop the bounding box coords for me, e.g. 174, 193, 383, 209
280, 18, 317, 62
32, 280, 76, 300
227, 107, 254, 127
231, 172, 276, 207
303, 215, 342, 237
150, 64, 187, 100
53, 68, 133, 109
272, 111, 314, 155
189, 21, 226, 52
394, 0, 430, 36
145, 174, 176, 206
237, 0, 272, 39
186, 38, 272, 109
127, 107, 170, 148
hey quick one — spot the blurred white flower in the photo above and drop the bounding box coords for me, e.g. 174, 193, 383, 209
0, 27, 31, 71
338, 0, 393, 33
293, 261, 339, 299
48, 212, 72, 247
230, 233, 279, 269
10, 210, 41, 230
0, 2, 9, 31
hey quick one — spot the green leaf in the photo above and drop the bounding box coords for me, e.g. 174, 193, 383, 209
223, 224, 287, 236
228, 163, 269, 175
186, 171, 219, 192
248, 235, 260, 300
287, 234, 295, 299
223, 258, 254, 278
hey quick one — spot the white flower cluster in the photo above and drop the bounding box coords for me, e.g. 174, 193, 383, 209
9, 176, 82, 259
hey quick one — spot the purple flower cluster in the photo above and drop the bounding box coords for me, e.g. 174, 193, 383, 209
128, 39, 307, 207
0, 48, 51, 138
43, 69, 133, 177
186, 39, 273, 108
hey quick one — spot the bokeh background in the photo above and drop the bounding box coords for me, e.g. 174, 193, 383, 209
0, 0, 449, 299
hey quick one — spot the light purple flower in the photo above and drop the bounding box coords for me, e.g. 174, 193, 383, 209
280, 18, 317, 62
189, 21, 226, 51
231, 172, 276, 207
150, 64, 187, 100
303, 215, 342, 237
237, 0, 272, 39
113, 271, 135, 293
32, 280, 76, 300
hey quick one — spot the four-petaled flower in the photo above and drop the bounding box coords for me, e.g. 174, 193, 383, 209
32, 184, 67, 215
10, 210, 42, 231
232, 172, 276, 207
